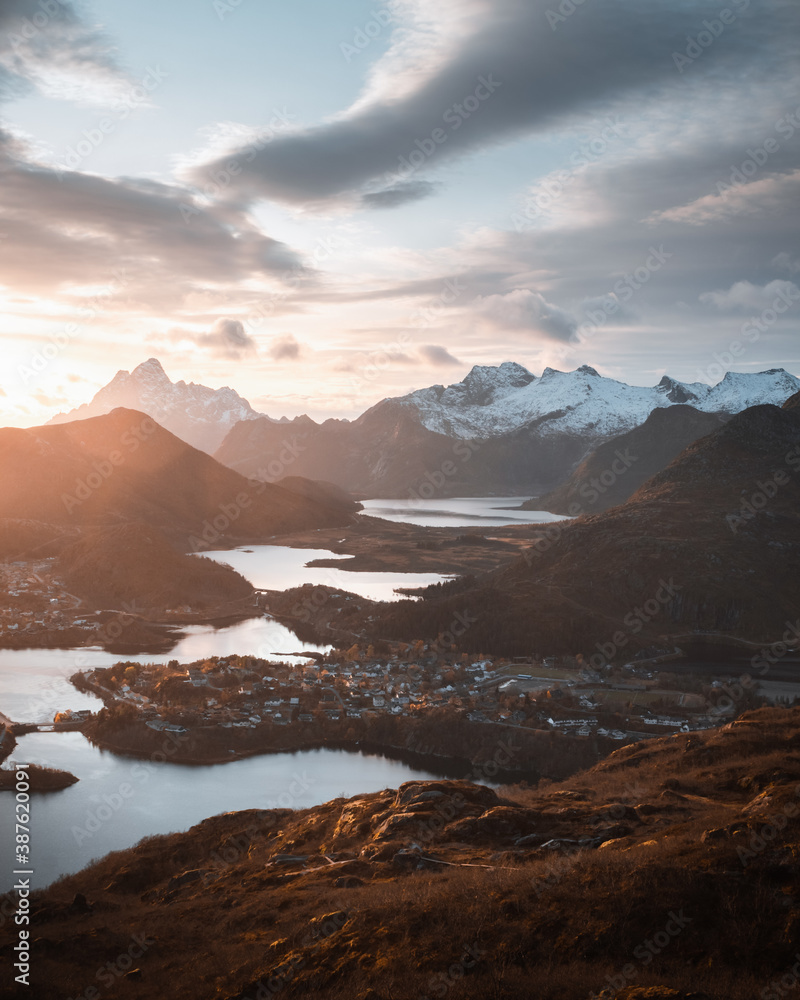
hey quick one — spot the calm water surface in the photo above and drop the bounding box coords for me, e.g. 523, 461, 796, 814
359, 496, 571, 527
0, 732, 444, 890
201, 544, 449, 601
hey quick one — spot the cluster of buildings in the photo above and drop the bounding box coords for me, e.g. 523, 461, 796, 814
0, 562, 89, 636
75, 649, 725, 741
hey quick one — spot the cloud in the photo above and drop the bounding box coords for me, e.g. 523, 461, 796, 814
773, 252, 800, 275
360, 181, 439, 209
649, 171, 800, 228
475, 289, 577, 341
269, 334, 304, 361
188, 0, 792, 210
0, 0, 131, 106
700, 280, 800, 311
418, 344, 461, 366
0, 129, 309, 311
195, 318, 257, 358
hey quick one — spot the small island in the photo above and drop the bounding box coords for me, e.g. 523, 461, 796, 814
0, 763, 78, 792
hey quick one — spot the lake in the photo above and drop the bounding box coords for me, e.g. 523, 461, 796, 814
359, 496, 571, 528
0, 617, 331, 725
200, 544, 450, 601
0, 732, 446, 891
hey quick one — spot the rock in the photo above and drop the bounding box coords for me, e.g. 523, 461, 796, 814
373, 812, 428, 841
308, 910, 348, 940
597, 824, 633, 842
333, 876, 365, 888
597, 836, 633, 851
69, 892, 92, 913
515, 833, 545, 847
166, 869, 204, 891
394, 780, 498, 811
701, 828, 727, 843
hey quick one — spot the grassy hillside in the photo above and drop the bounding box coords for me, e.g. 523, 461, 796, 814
3, 705, 798, 998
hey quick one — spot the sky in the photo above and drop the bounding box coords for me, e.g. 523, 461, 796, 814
0, 0, 798, 426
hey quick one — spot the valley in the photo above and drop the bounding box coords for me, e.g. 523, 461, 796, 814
1, 362, 799, 999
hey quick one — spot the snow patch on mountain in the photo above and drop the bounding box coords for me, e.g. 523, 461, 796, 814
49, 358, 268, 452
394, 364, 800, 439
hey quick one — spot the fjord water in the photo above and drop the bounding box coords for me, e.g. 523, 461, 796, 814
0, 731, 444, 891
199, 544, 450, 600
0, 504, 545, 893
359, 496, 570, 527
0, 617, 331, 725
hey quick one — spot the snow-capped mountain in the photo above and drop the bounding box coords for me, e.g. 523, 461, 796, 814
49, 358, 268, 453
394, 363, 800, 439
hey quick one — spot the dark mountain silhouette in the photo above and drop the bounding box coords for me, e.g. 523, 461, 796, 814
0, 408, 354, 550
275, 476, 363, 515
527, 405, 730, 515
214, 400, 593, 498
57, 522, 253, 612
375, 397, 800, 656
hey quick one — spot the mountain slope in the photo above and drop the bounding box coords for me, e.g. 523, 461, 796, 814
57, 521, 254, 611
395, 363, 800, 439
0, 408, 353, 548
48, 358, 267, 452
215, 401, 594, 498
8, 704, 799, 999
375, 395, 800, 655
216, 365, 800, 498
527, 405, 730, 515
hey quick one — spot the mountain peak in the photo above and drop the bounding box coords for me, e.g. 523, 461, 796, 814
391, 362, 800, 440
48, 359, 265, 453
461, 361, 534, 391
133, 357, 167, 377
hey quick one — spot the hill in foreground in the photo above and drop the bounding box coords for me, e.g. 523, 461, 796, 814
4, 705, 799, 998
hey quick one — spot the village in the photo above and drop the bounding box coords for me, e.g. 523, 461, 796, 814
70, 643, 742, 744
